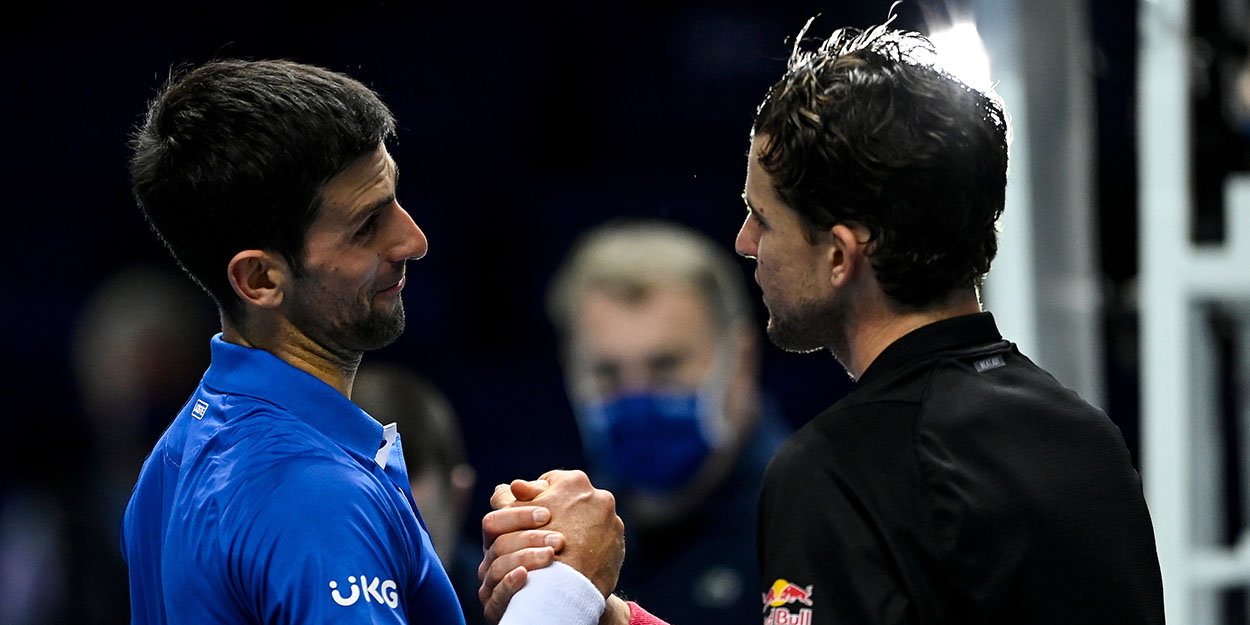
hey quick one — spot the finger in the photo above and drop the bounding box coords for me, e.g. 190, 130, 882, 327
508, 478, 549, 502
482, 546, 556, 592
479, 546, 555, 616
490, 483, 518, 509
482, 565, 526, 624
478, 530, 564, 581
487, 530, 566, 567
482, 507, 551, 548
538, 468, 590, 486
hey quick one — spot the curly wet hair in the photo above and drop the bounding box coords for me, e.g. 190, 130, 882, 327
753, 18, 1009, 309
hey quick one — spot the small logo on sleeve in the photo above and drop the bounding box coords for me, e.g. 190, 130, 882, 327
192, 399, 209, 420
973, 355, 1006, 372
329, 575, 400, 609
762, 579, 813, 625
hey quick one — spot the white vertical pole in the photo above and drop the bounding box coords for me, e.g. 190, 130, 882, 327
1138, 0, 1193, 621
978, 0, 1104, 408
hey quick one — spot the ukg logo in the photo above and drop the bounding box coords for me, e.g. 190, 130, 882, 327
329, 575, 400, 609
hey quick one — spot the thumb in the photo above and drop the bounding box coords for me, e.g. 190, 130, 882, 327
509, 478, 549, 502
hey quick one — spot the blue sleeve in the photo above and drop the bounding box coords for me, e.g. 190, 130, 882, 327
225, 457, 421, 624
160, 423, 464, 625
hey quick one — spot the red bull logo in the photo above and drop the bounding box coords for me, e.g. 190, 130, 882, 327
761, 578, 814, 610
764, 607, 812, 625
761, 578, 814, 624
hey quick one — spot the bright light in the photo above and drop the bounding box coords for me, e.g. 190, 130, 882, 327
928, 20, 993, 93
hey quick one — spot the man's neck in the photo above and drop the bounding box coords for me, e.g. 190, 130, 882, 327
838, 289, 982, 381
221, 316, 361, 397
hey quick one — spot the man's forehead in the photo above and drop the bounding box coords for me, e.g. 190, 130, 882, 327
576, 285, 718, 350
743, 172, 773, 217
741, 189, 763, 214
318, 146, 396, 215
743, 136, 775, 198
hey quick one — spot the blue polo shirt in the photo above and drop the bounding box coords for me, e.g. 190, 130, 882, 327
122, 335, 465, 625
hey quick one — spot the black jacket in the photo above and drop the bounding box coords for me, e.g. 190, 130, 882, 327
758, 313, 1164, 625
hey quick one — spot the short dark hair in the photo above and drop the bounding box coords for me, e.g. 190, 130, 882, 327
129, 59, 396, 322
753, 20, 1008, 309
546, 219, 753, 343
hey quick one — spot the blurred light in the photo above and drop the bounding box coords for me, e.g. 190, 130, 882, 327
929, 20, 994, 93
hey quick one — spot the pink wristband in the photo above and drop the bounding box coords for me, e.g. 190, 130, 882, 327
626, 601, 671, 625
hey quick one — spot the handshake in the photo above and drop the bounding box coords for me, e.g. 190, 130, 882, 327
477, 470, 636, 625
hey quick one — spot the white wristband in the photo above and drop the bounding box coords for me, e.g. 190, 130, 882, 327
497, 561, 606, 625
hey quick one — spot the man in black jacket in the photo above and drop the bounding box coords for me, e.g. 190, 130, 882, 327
480, 18, 1165, 625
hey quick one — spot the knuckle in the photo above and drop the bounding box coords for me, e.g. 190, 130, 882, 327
481, 510, 503, 533
597, 488, 616, 507
522, 546, 548, 566
486, 559, 508, 584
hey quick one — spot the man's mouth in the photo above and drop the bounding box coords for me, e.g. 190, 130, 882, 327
377, 274, 406, 296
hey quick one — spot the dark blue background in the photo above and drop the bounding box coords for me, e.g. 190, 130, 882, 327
0, 1, 1166, 623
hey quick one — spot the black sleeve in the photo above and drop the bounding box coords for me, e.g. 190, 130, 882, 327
757, 432, 916, 625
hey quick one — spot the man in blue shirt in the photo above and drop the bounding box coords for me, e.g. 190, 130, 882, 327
120, 58, 464, 624
121, 59, 621, 625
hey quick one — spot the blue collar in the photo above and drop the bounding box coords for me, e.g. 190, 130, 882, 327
201, 334, 385, 463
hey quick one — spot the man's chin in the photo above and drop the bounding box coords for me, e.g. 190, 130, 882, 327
765, 318, 824, 354
346, 306, 407, 352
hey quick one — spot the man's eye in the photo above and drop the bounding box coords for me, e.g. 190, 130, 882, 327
357, 214, 379, 237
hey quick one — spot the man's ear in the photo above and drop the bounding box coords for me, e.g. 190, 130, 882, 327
226, 250, 291, 310
828, 223, 870, 288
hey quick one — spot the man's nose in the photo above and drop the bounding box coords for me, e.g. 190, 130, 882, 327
734, 214, 758, 259
393, 203, 428, 261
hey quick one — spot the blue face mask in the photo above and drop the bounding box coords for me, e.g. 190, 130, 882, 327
579, 391, 719, 494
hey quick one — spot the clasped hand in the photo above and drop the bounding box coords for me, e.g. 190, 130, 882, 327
477, 469, 626, 624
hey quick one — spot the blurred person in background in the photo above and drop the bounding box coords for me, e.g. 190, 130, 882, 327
350, 363, 485, 624
0, 488, 68, 625
1, 264, 211, 625
545, 219, 789, 624
71, 265, 215, 624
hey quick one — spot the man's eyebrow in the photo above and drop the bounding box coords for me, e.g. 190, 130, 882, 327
647, 349, 684, 370
350, 158, 400, 220
741, 191, 762, 215
369, 195, 395, 213
351, 195, 395, 222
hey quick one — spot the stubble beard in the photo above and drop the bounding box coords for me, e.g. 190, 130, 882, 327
342, 300, 406, 351
765, 291, 848, 360
289, 280, 408, 356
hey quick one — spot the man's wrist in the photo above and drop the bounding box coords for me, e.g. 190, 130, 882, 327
497, 561, 605, 625
599, 595, 631, 625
